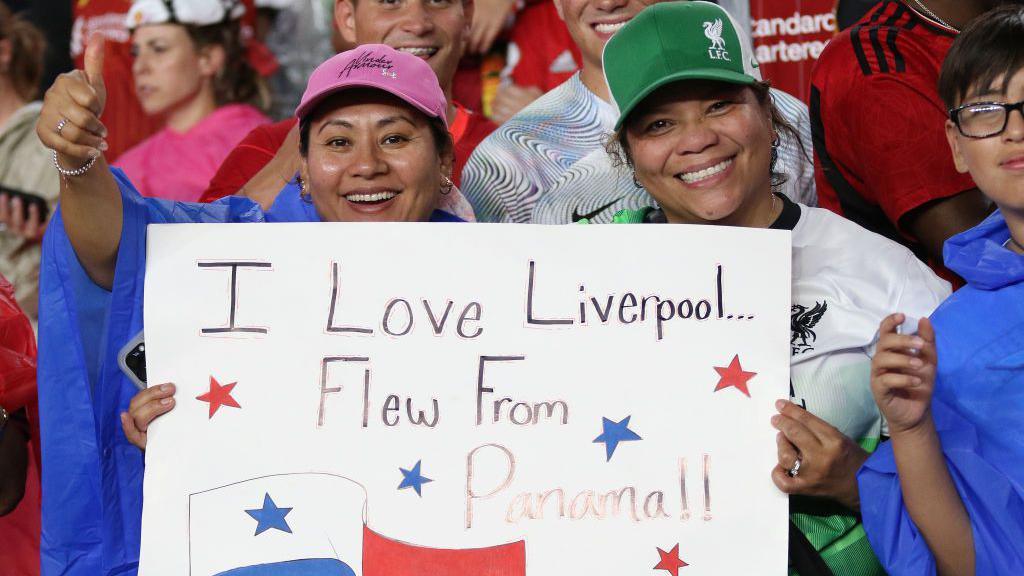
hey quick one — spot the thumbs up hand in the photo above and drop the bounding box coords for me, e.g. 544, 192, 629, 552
83, 32, 108, 111
37, 33, 109, 167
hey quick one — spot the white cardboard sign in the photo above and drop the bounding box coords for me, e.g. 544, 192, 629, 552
139, 222, 791, 576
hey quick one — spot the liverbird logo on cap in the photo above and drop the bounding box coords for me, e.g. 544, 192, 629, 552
339, 50, 397, 79
703, 19, 730, 61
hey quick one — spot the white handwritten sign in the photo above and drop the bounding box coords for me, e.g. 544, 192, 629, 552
139, 223, 791, 575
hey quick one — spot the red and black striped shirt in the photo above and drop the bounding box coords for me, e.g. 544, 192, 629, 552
810, 0, 975, 269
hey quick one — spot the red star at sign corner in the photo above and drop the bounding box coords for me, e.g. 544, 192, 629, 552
196, 376, 241, 418
713, 354, 757, 397
653, 544, 689, 575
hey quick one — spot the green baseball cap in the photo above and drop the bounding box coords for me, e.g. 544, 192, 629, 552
603, 1, 762, 130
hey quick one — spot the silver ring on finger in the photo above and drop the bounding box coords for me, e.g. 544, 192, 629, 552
787, 456, 802, 478
56, 118, 69, 136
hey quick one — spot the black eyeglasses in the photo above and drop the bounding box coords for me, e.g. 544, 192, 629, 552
949, 99, 1024, 138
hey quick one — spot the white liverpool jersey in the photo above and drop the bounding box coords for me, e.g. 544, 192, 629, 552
787, 201, 950, 443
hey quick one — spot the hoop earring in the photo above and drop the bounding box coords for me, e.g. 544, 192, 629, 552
632, 173, 643, 189
440, 175, 454, 195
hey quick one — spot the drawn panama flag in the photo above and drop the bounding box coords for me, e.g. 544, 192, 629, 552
188, 473, 366, 575
187, 472, 526, 576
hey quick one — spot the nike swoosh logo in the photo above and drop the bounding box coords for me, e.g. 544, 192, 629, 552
572, 197, 624, 222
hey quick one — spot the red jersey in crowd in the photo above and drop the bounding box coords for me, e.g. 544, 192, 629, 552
0, 274, 40, 576
199, 104, 496, 203
71, 0, 162, 162
810, 0, 975, 274
504, 1, 581, 93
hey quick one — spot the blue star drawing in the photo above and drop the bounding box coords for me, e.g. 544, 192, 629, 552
593, 416, 642, 461
245, 492, 293, 536
398, 460, 433, 496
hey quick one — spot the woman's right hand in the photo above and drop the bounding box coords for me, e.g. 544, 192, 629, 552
36, 33, 108, 167
871, 313, 937, 436
121, 383, 176, 450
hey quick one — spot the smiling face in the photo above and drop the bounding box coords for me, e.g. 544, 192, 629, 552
946, 67, 1024, 214
301, 89, 452, 223
553, 0, 655, 73
335, 0, 470, 94
624, 80, 776, 226
130, 24, 216, 115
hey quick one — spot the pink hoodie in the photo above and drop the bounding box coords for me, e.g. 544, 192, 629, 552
116, 104, 269, 201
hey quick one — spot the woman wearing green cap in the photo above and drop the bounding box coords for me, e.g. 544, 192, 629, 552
600, 2, 951, 575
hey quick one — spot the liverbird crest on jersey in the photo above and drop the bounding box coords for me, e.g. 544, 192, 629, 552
791, 301, 828, 355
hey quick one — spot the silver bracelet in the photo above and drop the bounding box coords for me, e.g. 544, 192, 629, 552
52, 148, 98, 178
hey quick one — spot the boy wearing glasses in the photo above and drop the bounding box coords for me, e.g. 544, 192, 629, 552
858, 6, 1024, 576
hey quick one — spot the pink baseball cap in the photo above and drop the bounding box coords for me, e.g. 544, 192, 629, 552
295, 44, 448, 126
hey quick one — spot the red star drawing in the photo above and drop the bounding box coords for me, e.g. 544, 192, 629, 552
653, 544, 689, 575
713, 354, 757, 397
196, 376, 240, 418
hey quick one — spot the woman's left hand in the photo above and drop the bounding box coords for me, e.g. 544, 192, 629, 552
770, 399, 868, 511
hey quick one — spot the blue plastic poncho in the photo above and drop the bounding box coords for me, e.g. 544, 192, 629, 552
858, 210, 1024, 575
37, 170, 460, 575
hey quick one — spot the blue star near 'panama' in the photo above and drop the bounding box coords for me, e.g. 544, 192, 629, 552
245, 493, 293, 536
398, 460, 433, 496
593, 416, 642, 461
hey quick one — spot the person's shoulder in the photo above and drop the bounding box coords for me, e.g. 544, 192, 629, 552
207, 117, 295, 174
219, 104, 272, 127
469, 74, 593, 165
456, 106, 498, 149
929, 279, 1024, 387
115, 127, 167, 168
200, 105, 272, 140
241, 117, 297, 150
464, 109, 498, 139
795, 206, 949, 311
496, 75, 585, 132
429, 210, 465, 223
768, 88, 808, 125
211, 103, 269, 121
814, 1, 947, 85
0, 102, 42, 134
796, 206, 922, 266
0, 103, 49, 158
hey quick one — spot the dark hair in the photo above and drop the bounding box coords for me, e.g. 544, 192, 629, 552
298, 91, 453, 159
0, 4, 46, 101
606, 80, 804, 191
938, 5, 1024, 109
186, 20, 267, 110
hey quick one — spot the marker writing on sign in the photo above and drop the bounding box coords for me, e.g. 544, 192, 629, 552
525, 260, 755, 341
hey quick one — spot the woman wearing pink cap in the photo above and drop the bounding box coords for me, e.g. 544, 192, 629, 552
114, 0, 270, 201
33, 43, 461, 574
